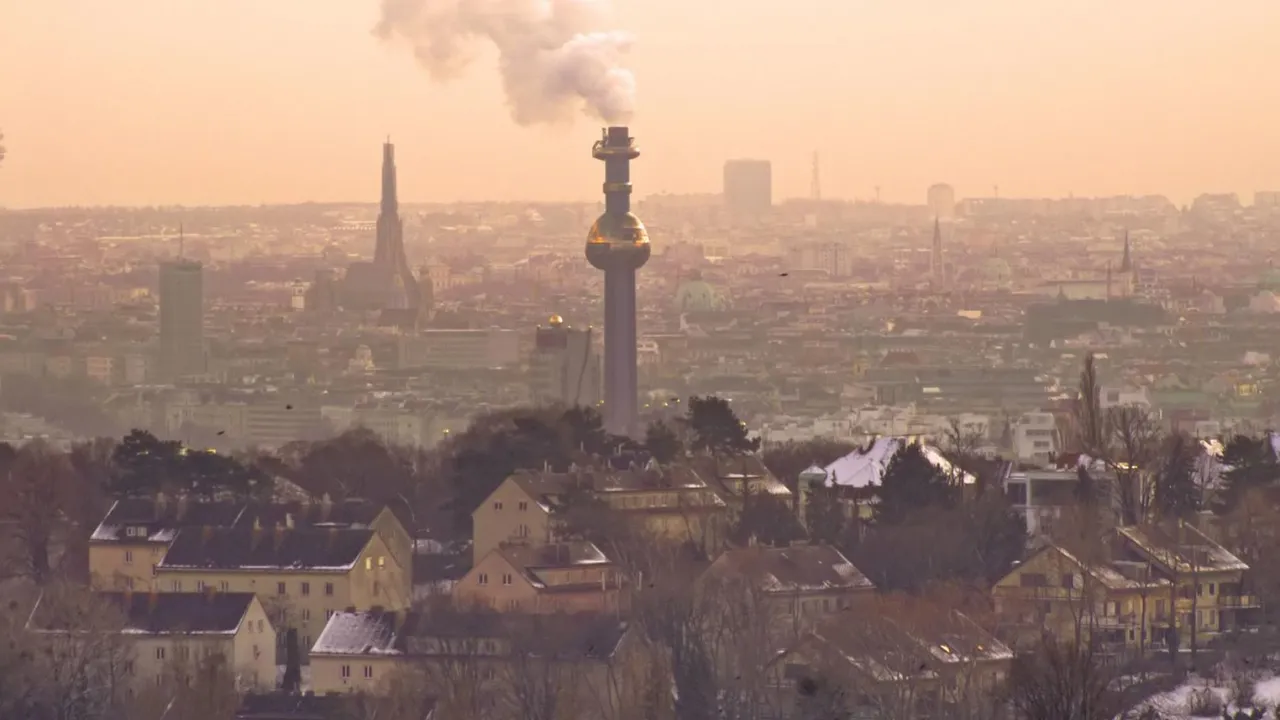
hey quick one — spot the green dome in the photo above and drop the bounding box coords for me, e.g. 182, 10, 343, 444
675, 280, 722, 312
1259, 269, 1280, 292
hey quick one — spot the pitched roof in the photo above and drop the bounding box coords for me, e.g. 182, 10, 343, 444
28, 591, 258, 635
90, 497, 386, 545
711, 544, 874, 593
158, 526, 375, 572
1117, 524, 1248, 574
312, 609, 628, 661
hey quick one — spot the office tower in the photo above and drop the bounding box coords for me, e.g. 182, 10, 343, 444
158, 259, 205, 380
723, 159, 773, 216
928, 183, 956, 220
586, 127, 650, 437
529, 315, 601, 408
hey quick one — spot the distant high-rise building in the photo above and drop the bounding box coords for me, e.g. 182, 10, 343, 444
723, 159, 772, 216
158, 259, 204, 380
927, 183, 956, 219
529, 315, 601, 408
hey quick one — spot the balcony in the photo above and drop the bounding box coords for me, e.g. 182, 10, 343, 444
1217, 595, 1263, 609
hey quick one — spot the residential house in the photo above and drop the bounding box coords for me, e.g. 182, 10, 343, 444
454, 540, 625, 614
26, 590, 276, 694
154, 525, 411, 659
88, 496, 411, 593
992, 541, 1169, 657
309, 609, 656, 720
767, 604, 1013, 720
702, 544, 874, 640
1114, 523, 1260, 647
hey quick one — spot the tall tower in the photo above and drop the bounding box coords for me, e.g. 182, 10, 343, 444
930, 217, 944, 286
158, 258, 205, 380
1119, 229, 1132, 273
374, 141, 419, 308
586, 127, 650, 437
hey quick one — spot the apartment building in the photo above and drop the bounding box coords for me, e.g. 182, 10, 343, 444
153, 525, 411, 657
26, 590, 276, 693
88, 496, 412, 593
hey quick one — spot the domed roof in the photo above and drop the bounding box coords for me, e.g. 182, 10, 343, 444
674, 279, 722, 312
548, 314, 564, 328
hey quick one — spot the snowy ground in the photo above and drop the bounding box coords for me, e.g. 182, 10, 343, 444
1141, 676, 1280, 717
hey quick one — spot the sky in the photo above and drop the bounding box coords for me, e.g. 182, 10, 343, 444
1, 0, 1278, 208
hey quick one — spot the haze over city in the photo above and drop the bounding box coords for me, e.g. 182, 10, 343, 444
2, 0, 1279, 207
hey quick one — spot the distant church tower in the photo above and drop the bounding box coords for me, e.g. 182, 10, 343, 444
374, 140, 419, 309
1119, 229, 1132, 274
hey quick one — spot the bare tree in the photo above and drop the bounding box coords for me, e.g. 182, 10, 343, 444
1107, 405, 1161, 526
1007, 634, 1122, 720
2, 440, 77, 583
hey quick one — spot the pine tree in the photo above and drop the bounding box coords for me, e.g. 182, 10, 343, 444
1155, 432, 1200, 520
1217, 434, 1280, 513
644, 419, 683, 463
874, 442, 957, 525
687, 395, 759, 456
282, 627, 301, 692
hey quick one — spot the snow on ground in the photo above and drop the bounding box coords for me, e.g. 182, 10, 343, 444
1141, 675, 1280, 718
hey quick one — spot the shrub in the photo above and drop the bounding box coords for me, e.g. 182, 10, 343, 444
1188, 687, 1224, 717
1231, 674, 1257, 709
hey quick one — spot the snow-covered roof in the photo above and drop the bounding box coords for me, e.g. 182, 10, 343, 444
821, 437, 975, 488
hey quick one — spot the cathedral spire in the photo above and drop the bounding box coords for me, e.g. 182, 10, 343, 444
1119, 229, 1132, 273
381, 140, 399, 216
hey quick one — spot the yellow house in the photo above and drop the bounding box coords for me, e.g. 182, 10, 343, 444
27, 590, 276, 693
1115, 524, 1260, 648
454, 541, 625, 614
992, 542, 1169, 657
473, 467, 731, 560
154, 525, 411, 658
310, 608, 655, 720
88, 496, 412, 593
702, 544, 875, 640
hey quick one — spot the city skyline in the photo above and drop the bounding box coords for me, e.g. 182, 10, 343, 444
1, 0, 1278, 208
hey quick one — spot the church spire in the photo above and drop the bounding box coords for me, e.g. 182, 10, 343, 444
1119, 229, 1132, 273
381, 139, 398, 216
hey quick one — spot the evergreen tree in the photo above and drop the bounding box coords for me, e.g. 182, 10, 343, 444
1155, 432, 1200, 520
282, 628, 301, 692
1217, 434, 1280, 513
644, 419, 683, 464
687, 395, 759, 456
108, 429, 184, 497
873, 442, 957, 525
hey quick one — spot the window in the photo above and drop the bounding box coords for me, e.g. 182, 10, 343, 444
1209, 583, 1217, 596
156, 647, 166, 660
1060, 574, 1075, 589
478, 573, 489, 586
377, 556, 386, 569
516, 524, 529, 538
196, 581, 206, 592
124, 577, 134, 590
494, 501, 504, 511
502, 573, 513, 586
325, 583, 334, 596
219, 580, 229, 592
124, 551, 133, 564
171, 580, 182, 592
302, 609, 311, 621
341, 665, 351, 679
1019, 573, 1047, 588
125, 661, 134, 676
364, 665, 374, 679
277, 582, 286, 596
257, 620, 264, 633
176, 646, 189, 661
365, 558, 373, 571
301, 582, 310, 596
303, 635, 310, 648
518, 501, 528, 511
155, 675, 163, 687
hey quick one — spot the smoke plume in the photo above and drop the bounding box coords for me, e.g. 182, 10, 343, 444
375, 0, 636, 126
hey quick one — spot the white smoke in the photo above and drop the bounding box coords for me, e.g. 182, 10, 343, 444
375, 0, 636, 125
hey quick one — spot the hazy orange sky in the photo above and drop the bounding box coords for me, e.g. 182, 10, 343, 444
1, 0, 1278, 208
